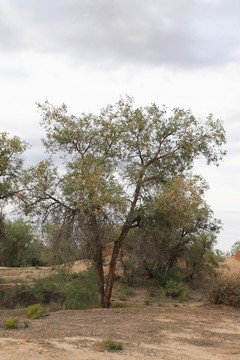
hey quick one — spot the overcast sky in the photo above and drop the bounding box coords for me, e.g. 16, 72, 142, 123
1, 0, 239, 251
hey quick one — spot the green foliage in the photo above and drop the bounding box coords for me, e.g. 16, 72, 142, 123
1, 266, 98, 310
231, 241, 240, 256
153, 266, 181, 286
208, 275, 240, 307
213, 249, 227, 262
26, 304, 49, 319
148, 286, 156, 297
0, 132, 28, 202
119, 294, 127, 301
123, 176, 221, 284
63, 266, 98, 309
144, 298, 151, 305
100, 338, 123, 351
0, 218, 45, 267
4, 319, 19, 330
22, 97, 226, 306
185, 235, 219, 284
165, 280, 189, 300
24, 321, 30, 328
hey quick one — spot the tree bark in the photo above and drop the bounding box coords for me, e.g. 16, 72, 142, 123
103, 179, 143, 307
104, 223, 131, 307
95, 243, 105, 307
0, 214, 7, 266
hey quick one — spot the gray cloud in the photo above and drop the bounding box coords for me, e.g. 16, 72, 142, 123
1, 0, 240, 68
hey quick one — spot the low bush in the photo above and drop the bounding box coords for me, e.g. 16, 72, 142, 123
208, 275, 240, 307
165, 280, 189, 300
26, 304, 50, 319
63, 266, 98, 309
4, 319, 19, 330
148, 286, 156, 297
144, 298, 151, 305
99, 338, 123, 351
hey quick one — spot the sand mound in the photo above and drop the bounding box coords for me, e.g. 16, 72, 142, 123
219, 251, 240, 276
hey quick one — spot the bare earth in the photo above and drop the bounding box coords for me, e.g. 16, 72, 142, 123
0, 254, 240, 360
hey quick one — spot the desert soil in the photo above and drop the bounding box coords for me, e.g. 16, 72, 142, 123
0, 254, 240, 360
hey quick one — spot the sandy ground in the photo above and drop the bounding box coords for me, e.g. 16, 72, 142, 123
0, 253, 239, 360
0, 303, 240, 360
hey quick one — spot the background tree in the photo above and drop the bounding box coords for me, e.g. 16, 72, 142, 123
230, 241, 240, 256
0, 218, 45, 267
121, 176, 221, 281
23, 96, 226, 307
0, 132, 29, 263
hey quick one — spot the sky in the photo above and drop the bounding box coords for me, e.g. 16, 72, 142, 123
0, 0, 239, 252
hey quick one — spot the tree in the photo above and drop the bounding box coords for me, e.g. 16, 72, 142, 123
0, 218, 45, 267
0, 132, 29, 262
121, 176, 221, 280
23, 96, 226, 307
231, 241, 240, 256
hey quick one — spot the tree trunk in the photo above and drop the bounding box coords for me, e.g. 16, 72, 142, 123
95, 244, 105, 307
104, 223, 131, 307
0, 214, 7, 266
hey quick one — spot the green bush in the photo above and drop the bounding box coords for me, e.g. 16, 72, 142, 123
208, 275, 240, 307
165, 280, 189, 300
148, 286, 156, 297
119, 294, 127, 301
4, 319, 19, 330
144, 298, 151, 305
64, 266, 98, 309
26, 303, 50, 319
100, 338, 123, 351
153, 266, 181, 286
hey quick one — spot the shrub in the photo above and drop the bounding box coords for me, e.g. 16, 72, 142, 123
99, 338, 123, 351
208, 275, 240, 307
153, 266, 181, 286
148, 286, 156, 297
119, 294, 127, 301
4, 319, 19, 330
144, 298, 151, 305
26, 303, 50, 319
64, 266, 98, 309
165, 280, 189, 300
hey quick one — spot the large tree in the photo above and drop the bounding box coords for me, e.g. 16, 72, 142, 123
23, 96, 226, 307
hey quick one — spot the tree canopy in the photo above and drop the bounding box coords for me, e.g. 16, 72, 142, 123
21, 96, 226, 307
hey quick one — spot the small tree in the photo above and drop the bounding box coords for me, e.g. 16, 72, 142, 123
0, 219, 44, 267
23, 97, 226, 307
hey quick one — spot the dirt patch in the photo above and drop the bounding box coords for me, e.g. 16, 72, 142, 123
0, 303, 240, 359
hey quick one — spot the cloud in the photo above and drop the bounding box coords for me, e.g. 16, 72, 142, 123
1, 0, 240, 68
